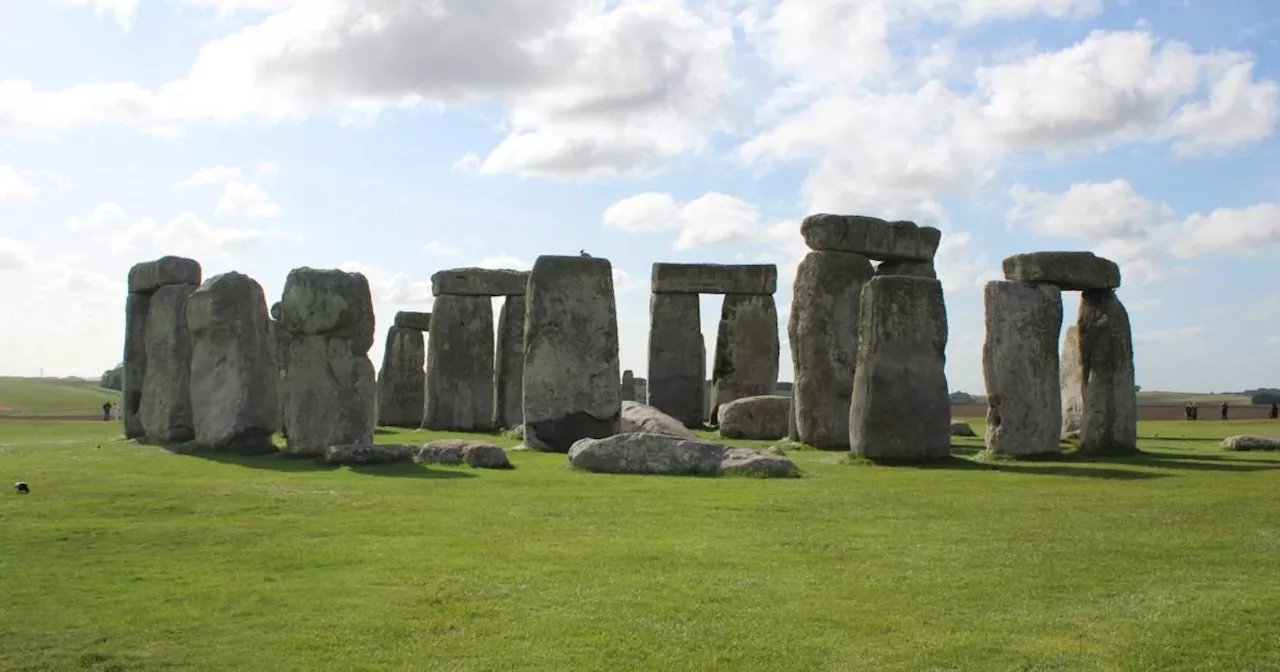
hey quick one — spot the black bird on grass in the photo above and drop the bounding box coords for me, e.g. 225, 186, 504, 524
14, 481, 29, 494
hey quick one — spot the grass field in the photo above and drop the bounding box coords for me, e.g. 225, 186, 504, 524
0, 377, 119, 417
2, 418, 1279, 671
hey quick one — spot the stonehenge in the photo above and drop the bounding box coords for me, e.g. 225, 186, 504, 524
124, 256, 202, 443
270, 302, 289, 436
982, 281, 1063, 457
493, 296, 526, 429
376, 311, 429, 428
1066, 290, 1138, 455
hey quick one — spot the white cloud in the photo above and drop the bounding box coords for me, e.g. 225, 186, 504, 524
338, 262, 433, 306
0, 165, 39, 200
934, 232, 1000, 293
1134, 325, 1209, 345
612, 268, 647, 294
424, 242, 460, 256
0, 238, 35, 271
65, 202, 275, 255
57, 0, 139, 29
474, 255, 532, 271
176, 164, 283, 219
603, 191, 765, 250
176, 0, 297, 19
450, 153, 481, 173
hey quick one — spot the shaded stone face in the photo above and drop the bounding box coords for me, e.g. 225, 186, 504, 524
424, 294, 495, 431
394, 311, 432, 331
650, 263, 777, 295
875, 260, 937, 279
848, 276, 951, 462
789, 250, 874, 449
522, 255, 621, 452
621, 370, 635, 402
139, 283, 198, 443
647, 293, 705, 428
1073, 290, 1138, 455
124, 255, 202, 442
800, 214, 941, 262
186, 271, 280, 454
122, 292, 149, 439
128, 256, 201, 294
493, 295, 526, 429
377, 326, 426, 428
430, 267, 530, 296
270, 302, 282, 321
710, 294, 780, 424
1002, 251, 1121, 291
981, 281, 1064, 458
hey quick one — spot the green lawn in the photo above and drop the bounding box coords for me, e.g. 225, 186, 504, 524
2, 419, 1279, 671
0, 377, 119, 416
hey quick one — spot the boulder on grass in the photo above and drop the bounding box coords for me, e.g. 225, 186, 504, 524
568, 433, 726, 476
324, 444, 416, 465
721, 447, 799, 478
1221, 435, 1280, 451
717, 395, 790, 440
417, 439, 513, 469
620, 401, 697, 438
950, 421, 976, 437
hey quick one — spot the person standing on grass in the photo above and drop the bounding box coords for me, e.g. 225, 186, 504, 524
1189, 401, 1198, 421
1185, 402, 1193, 421
102, 400, 111, 421
1271, 403, 1278, 420
1221, 401, 1229, 421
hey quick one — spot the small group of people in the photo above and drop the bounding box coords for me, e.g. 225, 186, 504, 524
101, 401, 121, 421
1183, 401, 1280, 421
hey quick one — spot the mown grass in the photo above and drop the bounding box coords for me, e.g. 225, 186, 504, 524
1, 418, 1279, 671
0, 377, 119, 415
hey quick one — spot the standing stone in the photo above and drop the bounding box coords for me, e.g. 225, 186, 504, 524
1061, 326, 1084, 436
523, 255, 621, 452
124, 255, 202, 442
786, 385, 799, 442
493, 295, 525, 429
710, 294, 780, 425
187, 272, 279, 453
876, 260, 936, 278
789, 250, 874, 449
377, 326, 426, 428
271, 302, 289, 438
621, 370, 636, 402
982, 281, 1064, 458
424, 294, 495, 431
648, 293, 705, 428
281, 268, 376, 457
849, 276, 951, 462
139, 283, 199, 443
121, 293, 149, 439
1070, 290, 1139, 455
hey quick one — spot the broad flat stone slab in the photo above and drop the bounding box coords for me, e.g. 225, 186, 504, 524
651, 263, 777, 295
982, 281, 1063, 457
493, 295, 525, 429
1002, 251, 1121, 291
431, 267, 529, 296
568, 433, 727, 476
417, 439, 513, 469
139, 283, 198, 443
424, 294, 495, 431
377, 326, 426, 428
717, 395, 790, 440
710, 295, 780, 424
394, 311, 432, 331
1221, 436, 1280, 451
647, 293, 705, 428
800, 214, 941, 262
721, 447, 800, 478
324, 444, 416, 465
128, 256, 201, 294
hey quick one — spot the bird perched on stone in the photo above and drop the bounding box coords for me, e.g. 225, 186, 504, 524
580, 250, 591, 258
14, 481, 29, 494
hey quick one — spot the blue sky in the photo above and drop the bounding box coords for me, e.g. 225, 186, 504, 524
0, 0, 1277, 395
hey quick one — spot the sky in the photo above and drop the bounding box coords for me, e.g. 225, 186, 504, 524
0, 0, 1277, 395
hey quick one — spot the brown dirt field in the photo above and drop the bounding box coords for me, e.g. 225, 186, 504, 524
950, 403, 1278, 421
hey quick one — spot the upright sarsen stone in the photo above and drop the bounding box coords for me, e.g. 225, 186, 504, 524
647, 293, 705, 428
789, 250, 874, 448
1072, 290, 1139, 455
493, 295, 526, 429
523, 255, 621, 452
139, 283, 199, 443
982, 281, 1063, 458
710, 295, 779, 424
424, 294, 495, 431
849, 276, 950, 462
377, 326, 426, 428
122, 292, 149, 439
1061, 326, 1084, 436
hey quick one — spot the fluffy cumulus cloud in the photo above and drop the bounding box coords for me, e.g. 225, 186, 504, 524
603, 191, 766, 250
66, 202, 277, 255
176, 163, 283, 218
57, 0, 139, 29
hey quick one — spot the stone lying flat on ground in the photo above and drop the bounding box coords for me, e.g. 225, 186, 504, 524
431, 268, 529, 296
1002, 251, 1121, 291
650, 263, 777, 295
717, 395, 790, 440
950, 421, 976, 437
720, 447, 799, 478
620, 401, 697, 438
567, 433, 799, 477
128, 256, 202, 294
1221, 435, 1280, 451
416, 439, 513, 469
982, 281, 1063, 458
394, 311, 432, 331
876, 260, 936, 278
800, 214, 941, 262
323, 443, 416, 465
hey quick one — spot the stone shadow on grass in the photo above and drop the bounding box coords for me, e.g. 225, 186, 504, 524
1110, 453, 1280, 474
347, 463, 476, 479
159, 443, 476, 479
988, 464, 1168, 480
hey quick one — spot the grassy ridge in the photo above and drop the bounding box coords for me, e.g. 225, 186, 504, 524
1, 420, 1279, 670
0, 376, 119, 415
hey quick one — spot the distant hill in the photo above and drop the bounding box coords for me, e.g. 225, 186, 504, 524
0, 376, 120, 417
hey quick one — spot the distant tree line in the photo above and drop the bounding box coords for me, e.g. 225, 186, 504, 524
100, 363, 123, 391
1239, 388, 1280, 405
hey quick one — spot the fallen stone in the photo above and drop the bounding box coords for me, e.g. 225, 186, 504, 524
620, 401, 697, 438
128, 256, 202, 294
394, 311, 432, 331
650, 263, 777, 295
717, 395, 790, 440
982, 281, 1063, 457
710, 295, 780, 423
720, 447, 800, 478
1071, 290, 1138, 456
950, 422, 976, 437
417, 438, 513, 469
139, 283, 198, 443
876, 260, 937, 278
376, 326, 426, 428
493, 295, 525, 429
647, 293, 705, 428
1221, 435, 1280, 451
431, 267, 529, 296
567, 433, 726, 476
324, 443, 416, 465
1002, 251, 1121, 291
800, 214, 941, 262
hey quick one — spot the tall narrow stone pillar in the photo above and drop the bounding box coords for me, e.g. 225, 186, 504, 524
1065, 290, 1138, 455
377, 324, 426, 428
125, 256, 202, 444
982, 281, 1063, 457
709, 294, 779, 424
494, 296, 526, 429
647, 293, 704, 427
424, 295, 495, 431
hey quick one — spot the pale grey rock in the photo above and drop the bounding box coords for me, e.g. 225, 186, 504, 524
650, 263, 777, 295
1002, 251, 1121, 291
647, 293, 705, 428
417, 439, 513, 469
523, 255, 621, 451
786, 386, 799, 442
876, 260, 937, 278
849, 276, 951, 462
128, 256, 201, 294
324, 443, 416, 465
717, 395, 790, 440
1072, 290, 1138, 456
1221, 435, 1280, 451
621, 370, 636, 402
279, 267, 375, 350
271, 317, 290, 437
187, 272, 279, 454
567, 433, 726, 476
710, 294, 780, 424
122, 292, 149, 439
1061, 326, 1084, 437
720, 447, 800, 478
376, 326, 425, 428
620, 400, 697, 438
423, 294, 495, 431
800, 214, 941, 261
493, 295, 525, 429
394, 310, 432, 331
789, 250, 874, 449
431, 267, 529, 296
139, 283, 198, 443
982, 281, 1064, 457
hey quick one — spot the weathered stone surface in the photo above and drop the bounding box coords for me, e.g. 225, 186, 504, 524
568, 433, 726, 476
876, 260, 937, 278
423, 294, 495, 431
1221, 435, 1280, 451
122, 292, 149, 439
651, 263, 777, 295
800, 214, 941, 261
1061, 326, 1084, 436
1068, 290, 1138, 455
394, 311, 432, 331
417, 439, 513, 469
950, 421, 976, 437
621, 370, 635, 402
849, 276, 951, 462
281, 268, 377, 456
786, 386, 799, 442
270, 302, 282, 321
280, 267, 375, 349
431, 268, 529, 296
186, 272, 279, 453
710, 295, 780, 424
523, 256, 621, 452
1002, 251, 1121, 291
620, 401, 697, 438
376, 326, 425, 428
647, 293, 705, 428
139, 283, 198, 443
128, 256, 201, 294
493, 295, 525, 429
717, 395, 790, 440
324, 443, 416, 465
721, 447, 800, 478
271, 318, 290, 437
982, 281, 1064, 457
789, 250, 874, 448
